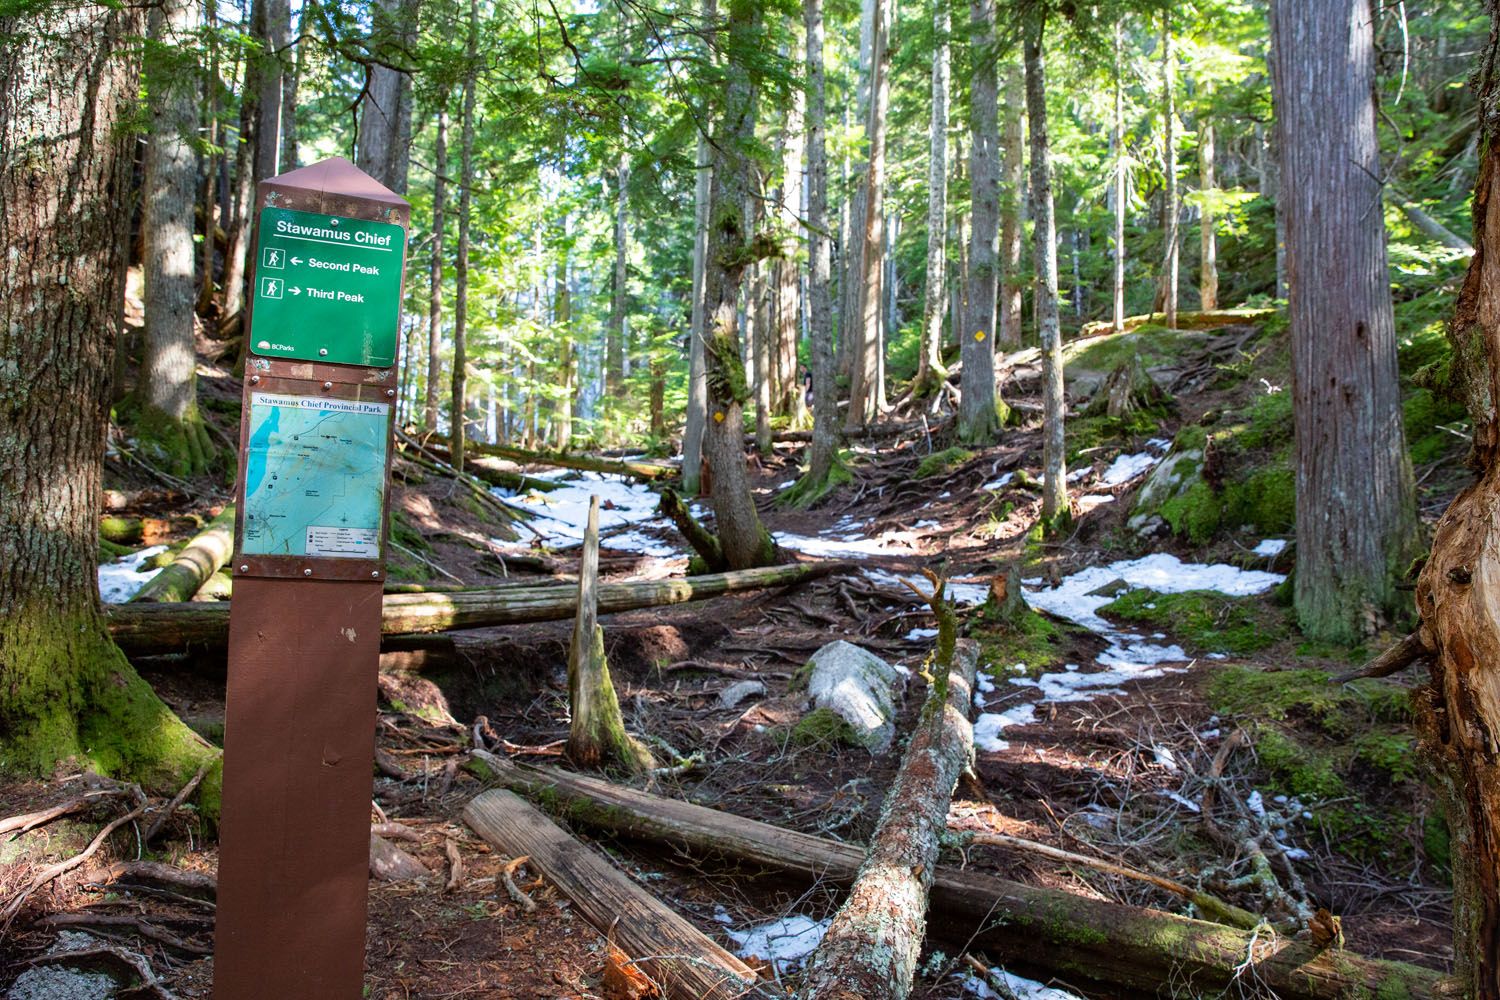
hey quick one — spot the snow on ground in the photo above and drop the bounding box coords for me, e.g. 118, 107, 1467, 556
725, 915, 830, 973
1099, 450, 1160, 487
492, 472, 681, 556
956, 969, 1085, 1000
982, 472, 1014, 491
969, 555, 1283, 753
98, 545, 168, 603
1253, 538, 1287, 557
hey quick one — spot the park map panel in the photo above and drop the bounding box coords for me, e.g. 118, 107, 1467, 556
241, 392, 390, 559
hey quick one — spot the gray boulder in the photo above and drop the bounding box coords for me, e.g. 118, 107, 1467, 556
801, 640, 901, 753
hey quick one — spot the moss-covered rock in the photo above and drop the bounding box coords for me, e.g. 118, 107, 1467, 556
914, 446, 974, 479
790, 707, 860, 747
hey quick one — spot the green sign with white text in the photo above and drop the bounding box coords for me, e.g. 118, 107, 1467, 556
250, 207, 405, 367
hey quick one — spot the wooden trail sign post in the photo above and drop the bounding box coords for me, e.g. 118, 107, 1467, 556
213, 157, 409, 999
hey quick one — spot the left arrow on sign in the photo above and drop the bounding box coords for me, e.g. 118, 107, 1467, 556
290, 256, 304, 266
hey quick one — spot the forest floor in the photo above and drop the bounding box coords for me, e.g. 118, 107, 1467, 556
0, 311, 1463, 999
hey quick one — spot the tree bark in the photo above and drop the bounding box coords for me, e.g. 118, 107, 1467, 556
554, 245, 574, 449
1160, 13, 1180, 329
915, 0, 950, 398
796, 639, 978, 1000
1199, 120, 1219, 310
463, 791, 764, 1000
567, 497, 652, 772
959, 0, 1001, 444
425, 107, 448, 431
683, 90, 713, 494
465, 440, 673, 480
845, 0, 891, 433
142, 0, 214, 475
467, 752, 1449, 1000
279, 0, 308, 173
1412, 8, 1500, 994
0, 0, 217, 791
451, 0, 478, 472
1025, 16, 1068, 524
221, 39, 257, 322
1111, 17, 1127, 333
998, 58, 1025, 349
837, 0, 877, 385
700, 0, 777, 570
356, 0, 417, 195
775, 28, 807, 424
107, 563, 848, 655
607, 149, 630, 398
802, 0, 839, 498
1271, 0, 1418, 643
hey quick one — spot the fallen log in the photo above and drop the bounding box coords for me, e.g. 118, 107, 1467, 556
798, 627, 979, 1000
462, 789, 766, 1000
413, 440, 564, 493
467, 441, 676, 481
130, 507, 236, 603
106, 561, 847, 656
466, 751, 1449, 1000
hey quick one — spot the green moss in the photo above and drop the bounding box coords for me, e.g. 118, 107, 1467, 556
1422, 813, 1451, 872
1159, 481, 1223, 544
790, 707, 858, 747
100, 516, 144, 545
1066, 410, 1162, 463
1254, 727, 1346, 799
972, 606, 1064, 678
1100, 589, 1285, 655
99, 537, 137, 561
1067, 326, 1193, 373
132, 401, 217, 477
1353, 731, 1419, 783
915, 446, 974, 479
781, 459, 853, 509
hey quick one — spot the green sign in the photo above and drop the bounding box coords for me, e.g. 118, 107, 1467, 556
241, 392, 390, 560
250, 207, 405, 367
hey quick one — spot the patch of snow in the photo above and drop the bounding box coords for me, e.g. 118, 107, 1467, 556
607, 530, 679, 557
726, 915, 830, 972
776, 531, 915, 559
861, 569, 989, 606
1146, 437, 1171, 451
905, 627, 939, 641
779, 479, 796, 489
956, 968, 1085, 1000
982, 472, 1014, 491
913, 519, 940, 530
1024, 554, 1282, 634
494, 473, 676, 553
974, 703, 1038, 752
1199, 728, 1221, 740
1207, 652, 1229, 660
1067, 467, 1092, 483
1246, 790, 1266, 818
939, 491, 952, 499
98, 545, 167, 603
1164, 791, 1203, 813
1253, 538, 1287, 557
1100, 451, 1160, 486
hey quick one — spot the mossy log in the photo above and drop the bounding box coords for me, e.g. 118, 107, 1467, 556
105, 561, 848, 656
466, 441, 676, 481
130, 506, 236, 603
418, 444, 564, 493
466, 751, 1449, 1000
797, 638, 979, 1000
100, 516, 145, 545
658, 488, 728, 571
463, 790, 767, 1000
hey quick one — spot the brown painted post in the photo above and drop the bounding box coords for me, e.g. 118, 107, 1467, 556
214, 157, 410, 999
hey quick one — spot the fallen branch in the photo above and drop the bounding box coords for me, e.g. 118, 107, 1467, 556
467, 441, 676, 481
658, 487, 727, 571
462, 789, 765, 999
797, 613, 979, 1000
1333, 630, 1429, 683
3, 789, 147, 926
499, 854, 535, 912
0, 789, 130, 837
42, 912, 212, 955
143, 758, 216, 843
444, 838, 464, 893
130, 507, 236, 603
465, 752, 1448, 1000
106, 561, 849, 656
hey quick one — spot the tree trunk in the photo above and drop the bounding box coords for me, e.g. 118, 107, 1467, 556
1411, 8, 1500, 995
998, 57, 1025, 348
1160, 13, 1179, 329
253, 0, 286, 186
451, 0, 477, 472
700, 0, 777, 570
356, 0, 417, 195
279, 0, 308, 173
915, 0, 949, 398
959, 0, 1001, 444
0, 0, 217, 792
775, 29, 807, 423
1025, 16, 1067, 524
466, 441, 673, 479
607, 150, 630, 398
753, 253, 774, 454
796, 639, 979, 999
468, 751, 1449, 1000
196, 0, 221, 316
221, 49, 256, 321
567, 497, 652, 772
1112, 18, 1126, 333
845, 0, 890, 433
554, 243, 574, 449
142, 0, 214, 475
1271, 0, 1418, 643
683, 120, 713, 494
801, 0, 840, 499
106, 562, 847, 655
1199, 120, 1218, 310
837, 0, 876, 384
425, 107, 448, 432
